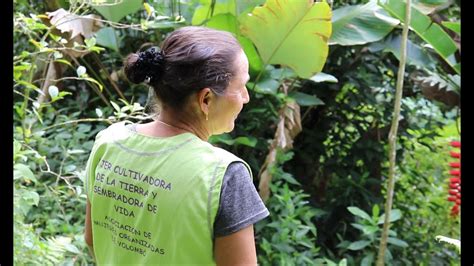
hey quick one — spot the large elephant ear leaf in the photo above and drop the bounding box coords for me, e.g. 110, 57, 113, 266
379, 0, 460, 74
330, 0, 399, 46
206, 14, 264, 75
239, 0, 332, 78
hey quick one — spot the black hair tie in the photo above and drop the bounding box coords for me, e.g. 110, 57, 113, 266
137, 47, 165, 83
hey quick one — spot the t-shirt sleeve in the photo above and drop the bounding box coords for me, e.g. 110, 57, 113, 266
213, 161, 270, 238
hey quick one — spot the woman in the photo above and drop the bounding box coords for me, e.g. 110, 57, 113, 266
84, 26, 269, 265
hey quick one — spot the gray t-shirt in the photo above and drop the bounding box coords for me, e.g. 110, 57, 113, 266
213, 162, 270, 237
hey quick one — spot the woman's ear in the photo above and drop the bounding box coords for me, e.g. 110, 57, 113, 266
197, 88, 213, 116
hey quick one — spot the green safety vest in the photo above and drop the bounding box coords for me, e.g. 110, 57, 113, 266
85, 122, 252, 265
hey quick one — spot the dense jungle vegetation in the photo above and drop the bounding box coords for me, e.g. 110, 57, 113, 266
13, 0, 461, 265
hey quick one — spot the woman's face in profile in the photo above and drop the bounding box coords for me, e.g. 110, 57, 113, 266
210, 50, 250, 135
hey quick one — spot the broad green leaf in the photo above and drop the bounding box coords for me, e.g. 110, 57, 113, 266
361, 252, 375, 266
14, 164, 37, 182
288, 92, 324, 107
95, 27, 120, 52
379, 0, 460, 74
362, 225, 379, 236
369, 34, 435, 69
330, 0, 399, 46
234, 136, 258, 147
91, 0, 142, 23
347, 206, 372, 221
385, 248, 393, 262
20, 190, 40, 207
240, 0, 332, 78
347, 240, 371, 250
270, 67, 296, 81
387, 237, 409, 248
205, 14, 263, 75
14, 139, 22, 159
442, 21, 460, 35
388, 229, 397, 237
324, 259, 338, 266
192, 0, 236, 25
309, 72, 338, 83
378, 209, 402, 224
209, 134, 257, 147
338, 258, 347, 266
351, 223, 365, 231
247, 77, 280, 95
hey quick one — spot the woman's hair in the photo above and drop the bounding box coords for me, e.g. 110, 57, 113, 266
124, 26, 242, 109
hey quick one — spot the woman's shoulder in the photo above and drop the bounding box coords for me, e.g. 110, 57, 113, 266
93, 122, 131, 144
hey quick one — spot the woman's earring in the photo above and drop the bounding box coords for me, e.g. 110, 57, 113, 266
206, 113, 208, 121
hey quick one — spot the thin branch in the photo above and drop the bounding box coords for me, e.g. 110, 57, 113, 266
41, 118, 114, 132
376, 0, 411, 265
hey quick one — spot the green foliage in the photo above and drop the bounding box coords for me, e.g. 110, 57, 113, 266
368, 33, 436, 69
91, 0, 143, 22
192, 0, 236, 25
435, 236, 460, 254
380, 0, 460, 73
239, 0, 332, 78
205, 13, 264, 75
95, 27, 121, 52
13, 0, 461, 264
330, 0, 399, 46
389, 121, 460, 265
441, 21, 460, 35
255, 150, 324, 265
337, 205, 406, 265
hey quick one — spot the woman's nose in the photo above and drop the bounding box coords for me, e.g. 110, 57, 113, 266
243, 87, 250, 104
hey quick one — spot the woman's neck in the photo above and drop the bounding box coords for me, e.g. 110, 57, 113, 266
155, 108, 210, 141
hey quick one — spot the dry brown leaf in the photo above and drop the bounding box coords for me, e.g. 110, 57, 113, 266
258, 87, 303, 202
47, 8, 102, 39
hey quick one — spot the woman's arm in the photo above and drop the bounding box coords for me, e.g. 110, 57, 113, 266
85, 198, 95, 260
214, 225, 257, 266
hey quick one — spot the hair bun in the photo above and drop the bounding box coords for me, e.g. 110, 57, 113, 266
124, 47, 166, 84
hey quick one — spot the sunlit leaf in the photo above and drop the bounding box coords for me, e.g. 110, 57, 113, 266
378, 209, 402, 224
192, 0, 236, 25
206, 13, 263, 75
240, 0, 332, 78
442, 21, 460, 35
347, 240, 371, 250
14, 164, 37, 182
347, 206, 372, 221
309, 72, 338, 83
